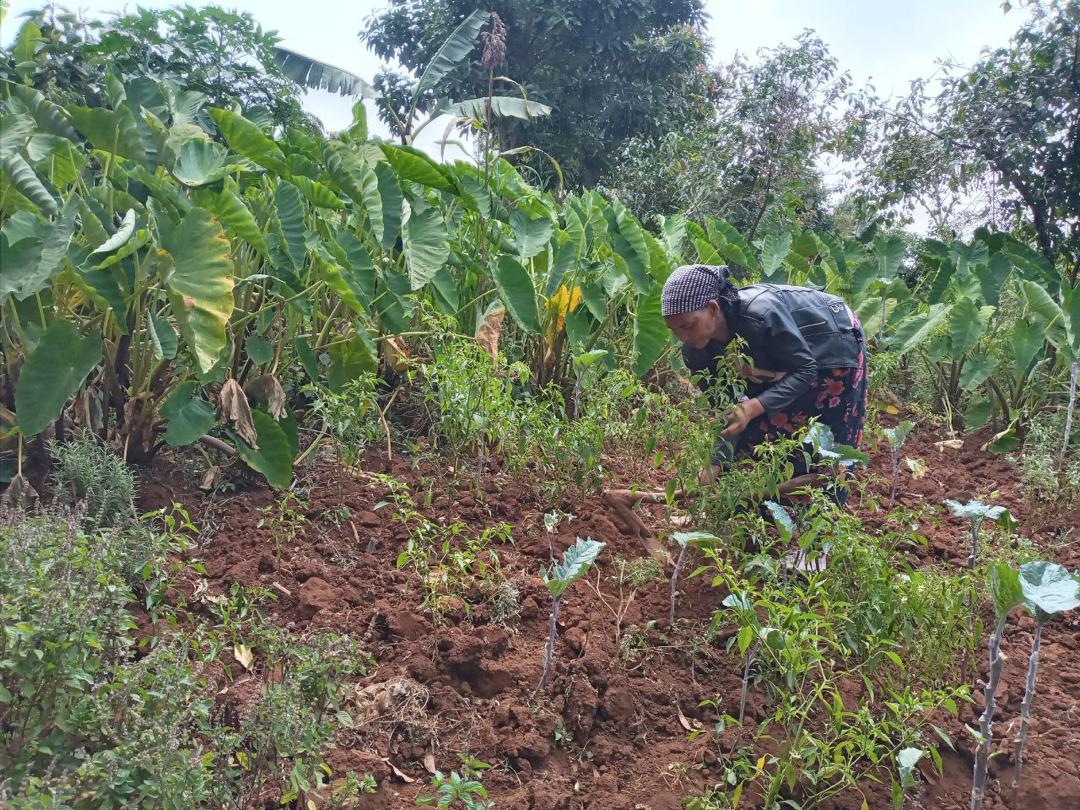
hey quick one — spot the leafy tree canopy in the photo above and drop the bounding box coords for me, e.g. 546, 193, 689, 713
361, 0, 715, 187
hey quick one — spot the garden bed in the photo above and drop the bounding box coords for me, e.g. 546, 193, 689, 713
135, 423, 1080, 809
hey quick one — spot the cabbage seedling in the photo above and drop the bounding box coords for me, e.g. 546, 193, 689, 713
970, 562, 1023, 810
532, 537, 604, 697
883, 420, 914, 502
669, 531, 718, 625
894, 747, 925, 809
944, 500, 1017, 571
1012, 561, 1080, 790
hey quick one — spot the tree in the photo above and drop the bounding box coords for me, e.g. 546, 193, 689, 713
1, 4, 310, 129
361, 0, 714, 187
601, 32, 861, 238
869, 1, 1079, 282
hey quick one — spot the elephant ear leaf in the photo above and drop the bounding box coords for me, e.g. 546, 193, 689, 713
234, 409, 295, 489
160, 208, 235, 374
15, 319, 102, 437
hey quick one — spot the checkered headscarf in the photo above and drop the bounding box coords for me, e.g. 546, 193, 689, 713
661, 264, 733, 317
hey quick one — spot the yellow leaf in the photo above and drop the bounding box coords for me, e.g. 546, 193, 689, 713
885, 404, 899, 415
545, 285, 582, 333
860, 798, 869, 810
755, 754, 767, 774
233, 643, 254, 670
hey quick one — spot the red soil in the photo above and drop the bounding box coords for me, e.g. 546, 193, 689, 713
137, 425, 1079, 809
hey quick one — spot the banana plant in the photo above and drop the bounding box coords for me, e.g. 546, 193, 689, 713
1011, 561, 1080, 791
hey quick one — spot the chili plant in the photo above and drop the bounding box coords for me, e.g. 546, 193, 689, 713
971, 562, 1023, 810
1011, 561, 1080, 791
533, 537, 604, 696
883, 420, 914, 502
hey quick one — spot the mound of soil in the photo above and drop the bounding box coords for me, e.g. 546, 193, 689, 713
137, 425, 1079, 809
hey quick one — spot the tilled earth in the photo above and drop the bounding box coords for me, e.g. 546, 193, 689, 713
137, 425, 1079, 809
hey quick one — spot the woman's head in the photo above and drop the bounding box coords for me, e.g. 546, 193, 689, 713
661, 264, 738, 349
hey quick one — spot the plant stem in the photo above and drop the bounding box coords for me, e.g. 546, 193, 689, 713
738, 639, 757, 726
670, 544, 687, 626
1060, 359, 1077, 470
1011, 618, 1042, 791
967, 520, 981, 571
533, 596, 560, 697
971, 619, 1006, 810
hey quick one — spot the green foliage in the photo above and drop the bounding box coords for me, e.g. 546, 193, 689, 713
416, 756, 493, 809
0, 503, 369, 807
363, 0, 712, 186
48, 429, 135, 528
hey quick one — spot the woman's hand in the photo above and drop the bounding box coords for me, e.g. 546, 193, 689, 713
698, 464, 721, 486
721, 398, 765, 438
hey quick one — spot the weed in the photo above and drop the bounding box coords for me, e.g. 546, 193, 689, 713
257, 491, 310, 562
416, 756, 493, 808
48, 429, 136, 528
587, 554, 663, 645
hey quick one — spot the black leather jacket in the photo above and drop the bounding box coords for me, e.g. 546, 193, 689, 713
683, 283, 864, 415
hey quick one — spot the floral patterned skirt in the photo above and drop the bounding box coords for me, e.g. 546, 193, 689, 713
734, 343, 868, 476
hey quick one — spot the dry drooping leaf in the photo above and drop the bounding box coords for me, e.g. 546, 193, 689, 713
244, 373, 286, 419
423, 752, 436, 774
382, 758, 415, 783
1, 474, 38, 510
219, 378, 258, 447
199, 465, 222, 491
476, 304, 505, 357
383, 336, 410, 372
233, 643, 254, 670
934, 439, 964, 452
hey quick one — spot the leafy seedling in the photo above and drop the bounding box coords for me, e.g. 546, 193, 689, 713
669, 531, 718, 625
970, 562, 1024, 810
721, 591, 760, 725
1011, 561, 1080, 791
533, 537, 604, 697
893, 747, 925, 809
883, 420, 914, 502
944, 499, 1017, 571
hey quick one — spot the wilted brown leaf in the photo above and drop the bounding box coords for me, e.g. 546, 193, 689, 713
934, 439, 964, 452
383, 758, 415, 783
383, 336, 410, 372
476, 303, 505, 357
233, 643, 254, 670
244, 373, 286, 420
219, 379, 258, 447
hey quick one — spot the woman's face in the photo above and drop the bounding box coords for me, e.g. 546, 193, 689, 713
664, 300, 729, 350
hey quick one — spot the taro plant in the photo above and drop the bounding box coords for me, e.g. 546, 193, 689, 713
883, 420, 915, 502
970, 562, 1024, 810
944, 499, 1017, 571
1011, 561, 1080, 791
533, 537, 604, 696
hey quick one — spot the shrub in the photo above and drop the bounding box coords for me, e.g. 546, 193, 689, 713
48, 430, 136, 528
1016, 411, 1080, 506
